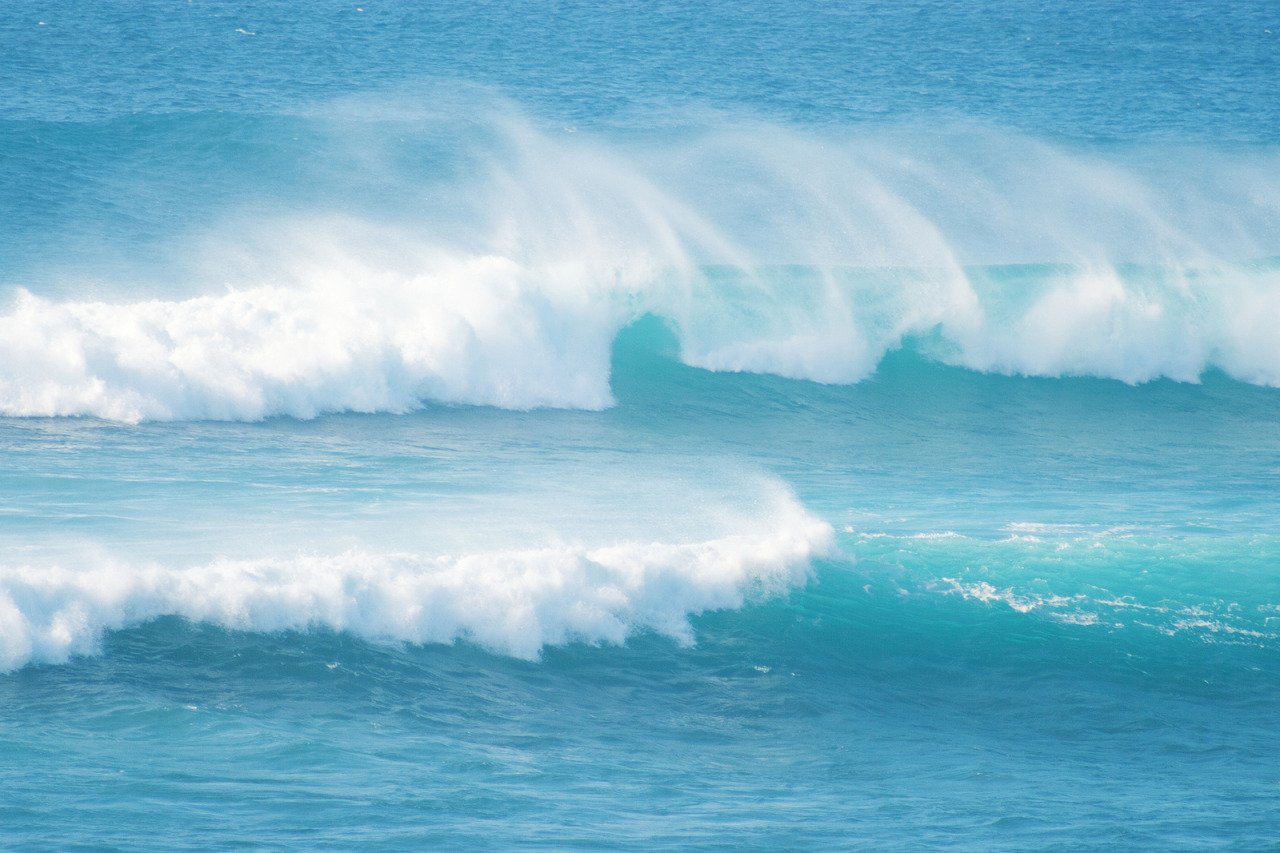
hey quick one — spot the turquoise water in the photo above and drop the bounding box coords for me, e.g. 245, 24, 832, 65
3, 1, 1279, 848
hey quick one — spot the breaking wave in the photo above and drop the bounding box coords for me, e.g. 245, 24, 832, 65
3, 100, 1278, 421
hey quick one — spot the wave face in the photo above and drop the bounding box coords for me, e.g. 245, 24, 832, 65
2, 107, 1279, 421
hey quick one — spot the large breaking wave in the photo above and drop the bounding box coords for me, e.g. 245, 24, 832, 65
3, 99, 1278, 422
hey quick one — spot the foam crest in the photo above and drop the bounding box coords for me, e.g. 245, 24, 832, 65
0, 501, 834, 671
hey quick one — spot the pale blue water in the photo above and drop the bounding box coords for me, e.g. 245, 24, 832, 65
3, 1, 1279, 849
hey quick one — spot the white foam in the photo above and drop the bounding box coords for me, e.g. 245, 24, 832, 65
0, 249, 621, 422
0, 500, 834, 671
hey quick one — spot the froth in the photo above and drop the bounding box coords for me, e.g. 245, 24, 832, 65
0, 251, 620, 422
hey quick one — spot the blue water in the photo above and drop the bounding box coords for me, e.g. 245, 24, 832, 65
3, 1, 1280, 848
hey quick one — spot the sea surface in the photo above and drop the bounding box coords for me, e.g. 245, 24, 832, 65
2, 1, 1279, 848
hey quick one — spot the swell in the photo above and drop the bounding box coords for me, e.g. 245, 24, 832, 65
3, 102, 1279, 422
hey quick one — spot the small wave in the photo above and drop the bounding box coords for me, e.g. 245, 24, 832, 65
0, 501, 833, 671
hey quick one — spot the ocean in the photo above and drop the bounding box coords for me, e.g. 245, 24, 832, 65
2, 1, 1279, 848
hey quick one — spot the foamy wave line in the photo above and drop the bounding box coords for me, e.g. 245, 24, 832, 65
0, 513, 834, 671
935, 578, 1278, 646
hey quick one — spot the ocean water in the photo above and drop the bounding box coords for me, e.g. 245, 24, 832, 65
3, 1, 1279, 848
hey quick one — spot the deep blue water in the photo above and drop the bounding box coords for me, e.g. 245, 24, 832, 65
3, 1, 1279, 849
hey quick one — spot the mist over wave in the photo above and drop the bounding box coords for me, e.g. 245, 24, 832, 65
4, 97, 1279, 421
